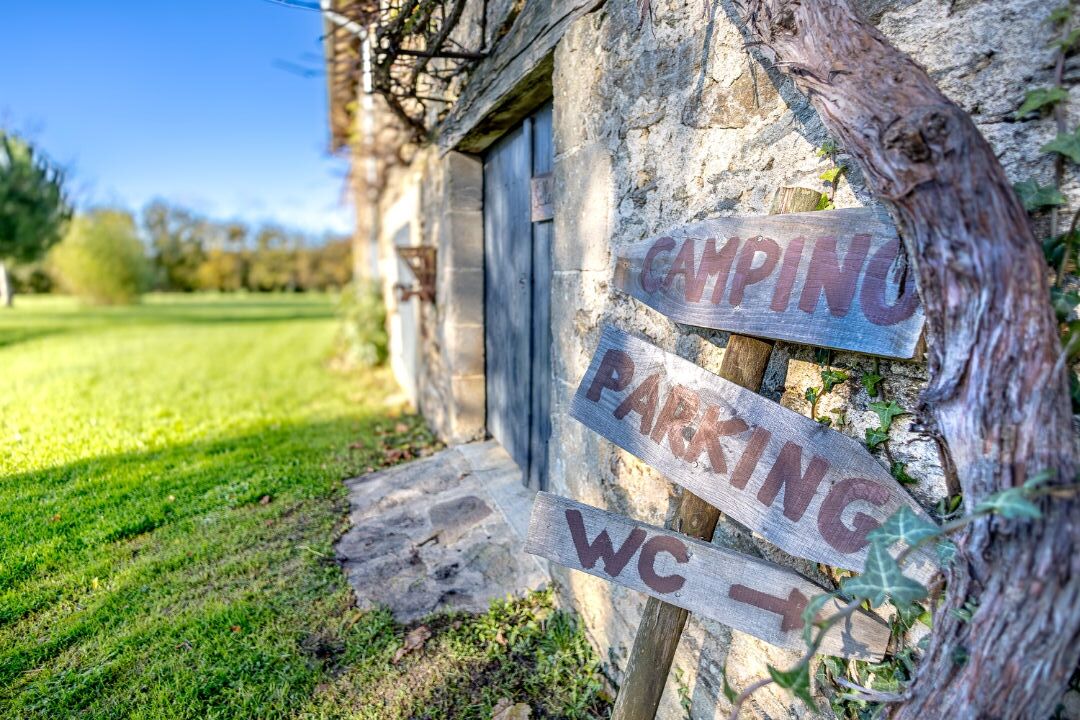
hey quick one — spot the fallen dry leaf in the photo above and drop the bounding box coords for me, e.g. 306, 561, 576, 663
49, 513, 61, 523
231, 625, 242, 633
259, 495, 272, 505
392, 624, 432, 664
492, 698, 531, 720
494, 629, 507, 646
394, 422, 409, 433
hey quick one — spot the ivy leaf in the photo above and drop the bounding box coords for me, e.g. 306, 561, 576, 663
895, 600, 926, 630
817, 417, 832, 427
1023, 469, 1054, 490
974, 487, 1042, 520
767, 663, 815, 708
800, 592, 836, 646
936, 539, 958, 566
804, 386, 820, 405
1016, 87, 1069, 117
815, 194, 834, 211
1042, 128, 1080, 164
861, 372, 883, 398
1051, 26, 1080, 52
867, 505, 940, 549
1014, 179, 1067, 211
816, 139, 839, 158
719, 664, 738, 703
865, 426, 889, 449
821, 369, 848, 393
1049, 4, 1072, 25
819, 166, 843, 184
840, 542, 929, 608
890, 461, 918, 485
1051, 287, 1080, 322
869, 399, 907, 430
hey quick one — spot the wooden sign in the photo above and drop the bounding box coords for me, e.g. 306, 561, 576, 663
526, 492, 890, 660
613, 208, 924, 358
571, 325, 938, 582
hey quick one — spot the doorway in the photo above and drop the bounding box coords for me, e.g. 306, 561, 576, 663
483, 102, 553, 490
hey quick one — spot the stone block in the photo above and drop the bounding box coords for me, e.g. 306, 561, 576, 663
439, 268, 484, 328
449, 375, 486, 444
442, 322, 485, 378
438, 210, 484, 270
553, 144, 613, 273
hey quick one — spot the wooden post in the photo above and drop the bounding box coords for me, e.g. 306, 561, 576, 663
610, 186, 824, 720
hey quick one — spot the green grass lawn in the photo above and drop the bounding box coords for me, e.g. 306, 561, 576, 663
0, 294, 609, 719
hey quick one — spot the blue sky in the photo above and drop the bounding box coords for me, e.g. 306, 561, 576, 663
0, 0, 353, 235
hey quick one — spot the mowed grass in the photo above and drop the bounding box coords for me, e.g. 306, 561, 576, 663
0, 294, 609, 720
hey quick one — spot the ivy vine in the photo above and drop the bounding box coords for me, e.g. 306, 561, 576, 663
724, 6, 1080, 717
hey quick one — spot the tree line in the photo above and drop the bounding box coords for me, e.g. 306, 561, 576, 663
0, 130, 353, 305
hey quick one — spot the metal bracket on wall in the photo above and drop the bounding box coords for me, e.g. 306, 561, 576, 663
531, 172, 554, 222
394, 246, 437, 303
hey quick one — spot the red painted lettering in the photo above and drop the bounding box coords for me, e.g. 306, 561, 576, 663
663, 238, 697, 295
683, 405, 749, 473
729, 426, 771, 489
649, 385, 700, 458
770, 236, 805, 311
565, 509, 647, 577
638, 535, 688, 594
614, 372, 661, 434
641, 236, 676, 293
697, 238, 740, 303
859, 238, 919, 326
817, 478, 889, 553
729, 237, 781, 306
729, 585, 809, 631
756, 441, 830, 522
586, 349, 634, 402
799, 234, 871, 317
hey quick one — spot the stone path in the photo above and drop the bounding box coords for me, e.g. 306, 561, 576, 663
335, 440, 548, 622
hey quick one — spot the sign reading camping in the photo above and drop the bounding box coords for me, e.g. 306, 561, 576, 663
613, 208, 924, 358
570, 325, 938, 582
526, 492, 889, 660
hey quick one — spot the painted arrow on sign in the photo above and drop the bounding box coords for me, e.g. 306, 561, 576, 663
613, 207, 924, 359
570, 324, 939, 582
526, 492, 891, 660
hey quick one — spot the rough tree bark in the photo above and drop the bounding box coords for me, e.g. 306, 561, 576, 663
737, 1, 1080, 717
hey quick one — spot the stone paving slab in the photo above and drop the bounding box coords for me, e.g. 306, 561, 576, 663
336, 440, 548, 622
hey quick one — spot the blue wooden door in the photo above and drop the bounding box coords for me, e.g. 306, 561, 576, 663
483, 102, 553, 489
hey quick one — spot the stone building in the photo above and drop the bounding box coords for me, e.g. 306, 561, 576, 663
324, 1, 1074, 717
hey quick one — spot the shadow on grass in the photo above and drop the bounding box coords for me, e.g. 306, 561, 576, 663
0, 413, 424, 714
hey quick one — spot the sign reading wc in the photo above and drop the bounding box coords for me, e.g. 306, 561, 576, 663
570, 325, 938, 582
613, 208, 924, 358
526, 492, 889, 660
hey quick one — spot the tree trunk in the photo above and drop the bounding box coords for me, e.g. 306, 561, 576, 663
0, 262, 12, 307
738, 1, 1079, 717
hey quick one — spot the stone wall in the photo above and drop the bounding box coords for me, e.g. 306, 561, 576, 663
543, 0, 1075, 717
378, 147, 487, 445
364, 0, 1076, 716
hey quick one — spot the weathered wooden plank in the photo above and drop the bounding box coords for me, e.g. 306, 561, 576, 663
611, 188, 822, 720
571, 324, 939, 581
613, 207, 925, 358
527, 492, 890, 660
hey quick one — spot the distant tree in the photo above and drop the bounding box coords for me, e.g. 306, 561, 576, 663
247, 225, 296, 291
142, 200, 206, 291
50, 209, 150, 304
0, 132, 72, 306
